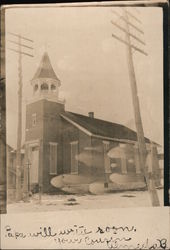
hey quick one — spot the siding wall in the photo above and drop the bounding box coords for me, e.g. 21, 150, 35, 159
78, 131, 92, 176
25, 99, 155, 193
91, 138, 104, 177
42, 101, 64, 192
25, 100, 44, 141
61, 119, 92, 176
25, 100, 65, 193
61, 119, 79, 174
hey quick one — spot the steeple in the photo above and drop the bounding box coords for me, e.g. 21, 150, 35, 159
31, 52, 64, 104
32, 52, 60, 84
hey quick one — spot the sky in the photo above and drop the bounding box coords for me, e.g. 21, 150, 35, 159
5, 4, 163, 149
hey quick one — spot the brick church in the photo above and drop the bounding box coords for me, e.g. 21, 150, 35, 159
23, 52, 161, 194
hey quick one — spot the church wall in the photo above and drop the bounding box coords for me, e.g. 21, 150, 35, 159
25, 99, 65, 193
43, 100, 64, 142
61, 119, 93, 176
25, 100, 44, 141
61, 119, 79, 174
106, 141, 122, 175
42, 142, 51, 193
77, 131, 92, 176
91, 138, 105, 177
90, 138, 122, 177
45, 101, 64, 192
42, 101, 65, 192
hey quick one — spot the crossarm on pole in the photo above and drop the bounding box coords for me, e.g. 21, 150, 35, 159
8, 48, 34, 57
8, 40, 34, 50
111, 34, 148, 56
111, 21, 146, 45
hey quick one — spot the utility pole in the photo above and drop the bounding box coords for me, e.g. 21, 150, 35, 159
8, 32, 33, 201
111, 8, 160, 206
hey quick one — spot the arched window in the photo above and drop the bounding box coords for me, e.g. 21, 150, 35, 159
41, 83, 48, 90
34, 84, 38, 92
51, 84, 56, 91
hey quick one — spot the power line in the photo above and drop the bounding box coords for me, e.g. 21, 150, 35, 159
111, 10, 144, 34
111, 9, 147, 56
125, 9, 141, 24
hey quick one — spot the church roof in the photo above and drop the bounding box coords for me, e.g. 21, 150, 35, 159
61, 112, 151, 144
32, 52, 60, 83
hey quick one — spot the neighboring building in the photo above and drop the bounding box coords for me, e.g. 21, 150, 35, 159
6, 144, 14, 190
6, 145, 25, 201
24, 52, 161, 193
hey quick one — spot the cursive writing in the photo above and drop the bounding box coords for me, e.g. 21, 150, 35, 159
4, 224, 168, 249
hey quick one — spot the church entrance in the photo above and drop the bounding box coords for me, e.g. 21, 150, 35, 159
29, 146, 39, 192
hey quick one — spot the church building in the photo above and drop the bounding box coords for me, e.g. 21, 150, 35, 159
23, 52, 160, 194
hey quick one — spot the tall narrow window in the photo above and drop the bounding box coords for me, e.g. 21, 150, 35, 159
49, 142, 58, 174
32, 113, 37, 127
70, 141, 78, 174
103, 141, 111, 174
119, 143, 127, 174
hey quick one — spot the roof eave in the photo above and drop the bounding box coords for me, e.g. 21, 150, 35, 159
31, 77, 61, 86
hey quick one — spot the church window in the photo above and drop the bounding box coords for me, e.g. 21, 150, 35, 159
119, 143, 127, 174
49, 142, 58, 174
103, 141, 111, 174
32, 113, 37, 127
70, 141, 78, 174
51, 84, 56, 91
34, 84, 38, 92
41, 83, 48, 90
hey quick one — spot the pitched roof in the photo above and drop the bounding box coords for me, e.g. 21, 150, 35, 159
61, 111, 151, 144
32, 52, 60, 83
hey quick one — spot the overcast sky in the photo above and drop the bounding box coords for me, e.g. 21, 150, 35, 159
5, 4, 163, 148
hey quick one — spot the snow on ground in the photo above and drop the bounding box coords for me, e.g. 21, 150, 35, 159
7, 189, 164, 213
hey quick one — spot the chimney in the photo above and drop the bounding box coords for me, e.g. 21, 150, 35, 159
88, 112, 94, 118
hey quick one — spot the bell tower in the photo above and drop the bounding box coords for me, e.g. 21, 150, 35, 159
31, 52, 63, 103
24, 52, 65, 194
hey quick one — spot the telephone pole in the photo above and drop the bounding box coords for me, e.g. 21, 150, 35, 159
8, 32, 33, 201
111, 8, 160, 206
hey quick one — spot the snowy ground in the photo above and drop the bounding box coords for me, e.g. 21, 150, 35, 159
7, 189, 164, 213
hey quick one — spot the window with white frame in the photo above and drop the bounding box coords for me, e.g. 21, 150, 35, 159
70, 141, 78, 174
49, 142, 58, 174
32, 113, 37, 127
